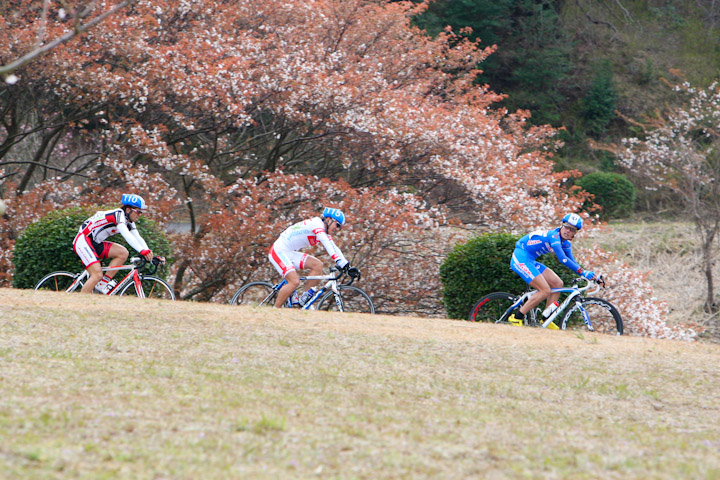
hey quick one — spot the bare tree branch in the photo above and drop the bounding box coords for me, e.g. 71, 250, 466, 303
0, 0, 134, 81
0, 160, 89, 178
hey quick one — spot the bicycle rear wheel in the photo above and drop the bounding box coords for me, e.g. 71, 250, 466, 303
34, 272, 82, 292
230, 282, 276, 307
560, 297, 623, 335
468, 292, 517, 323
316, 286, 375, 313
119, 276, 176, 300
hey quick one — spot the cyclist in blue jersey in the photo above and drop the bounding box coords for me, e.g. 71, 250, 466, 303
508, 213, 602, 328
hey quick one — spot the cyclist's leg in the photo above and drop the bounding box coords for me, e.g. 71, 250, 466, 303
520, 275, 552, 315
300, 255, 322, 290
539, 266, 563, 309
269, 246, 302, 308
74, 232, 103, 293
276, 271, 300, 308
510, 251, 550, 315
104, 243, 128, 280
81, 263, 103, 293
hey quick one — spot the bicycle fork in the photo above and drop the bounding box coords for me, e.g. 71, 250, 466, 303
575, 300, 594, 332
553, 298, 594, 331
542, 294, 592, 330
301, 280, 340, 311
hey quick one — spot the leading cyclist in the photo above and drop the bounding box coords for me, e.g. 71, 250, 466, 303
269, 207, 360, 308
73, 194, 161, 294
508, 213, 603, 328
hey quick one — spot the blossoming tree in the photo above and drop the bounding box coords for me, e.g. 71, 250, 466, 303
614, 81, 720, 313
0, 0, 700, 338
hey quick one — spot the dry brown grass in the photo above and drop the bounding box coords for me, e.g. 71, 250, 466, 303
1, 288, 719, 479
594, 219, 720, 337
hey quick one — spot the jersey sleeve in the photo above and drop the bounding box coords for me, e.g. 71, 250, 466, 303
550, 235, 583, 274
117, 221, 146, 253
562, 241, 578, 264
313, 227, 349, 268
130, 227, 150, 252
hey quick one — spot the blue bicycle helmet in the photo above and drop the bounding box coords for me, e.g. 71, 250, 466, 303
322, 207, 346, 226
121, 194, 147, 210
562, 213, 583, 230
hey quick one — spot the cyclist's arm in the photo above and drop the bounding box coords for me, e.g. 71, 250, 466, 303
130, 227, 150, 252
314, 229, 348, 268
117, 222, 148, 254
563, 242, 578, 264
550, 239, 583, 274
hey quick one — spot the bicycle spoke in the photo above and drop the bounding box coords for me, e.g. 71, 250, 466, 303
561, 298, 623, 335
231, 282, 276, 307
468, 292, 517, 322
119, 276, 175, 300
316, 286, 375, 313
34, 272, 80, 292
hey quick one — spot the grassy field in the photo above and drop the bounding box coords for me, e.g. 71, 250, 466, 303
595, 219, 720, 336
1, 288, 719, 479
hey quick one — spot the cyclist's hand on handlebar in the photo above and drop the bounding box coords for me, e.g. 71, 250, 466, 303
152, 256, 166, 266
140, 249, 154, 262
581, 270, 596, 281
347, 267, 361, 279
594, 275, 606, 287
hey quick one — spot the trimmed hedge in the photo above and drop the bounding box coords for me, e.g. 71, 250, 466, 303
13, 206, 173, 289
576, 172, 635, 220
440, 232, 578, 320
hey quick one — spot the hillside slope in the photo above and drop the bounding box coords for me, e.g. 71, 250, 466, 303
1, 289, 719, 478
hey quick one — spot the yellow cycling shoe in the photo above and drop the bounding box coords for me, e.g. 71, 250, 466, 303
508, 314, 524, 327
546, 321, 559, 330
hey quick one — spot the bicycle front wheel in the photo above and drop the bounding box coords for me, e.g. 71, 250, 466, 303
34, 272, 82, 292
230, 282, 276, 307
119, 276, 176, 300
316, 286, 375, 313
468, 292, 517, 322
560, 297, 623, 335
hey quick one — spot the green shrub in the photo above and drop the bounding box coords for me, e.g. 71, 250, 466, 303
440, 232, 578, 320
576, 172, 636, 219
13, 206, 173, 289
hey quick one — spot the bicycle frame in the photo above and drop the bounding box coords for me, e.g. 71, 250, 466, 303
63, 259, 146, 297
500, 279, 601, 329
273, 272, 342, 310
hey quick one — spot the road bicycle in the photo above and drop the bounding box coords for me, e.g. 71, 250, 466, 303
34, 256, 175, 300
467, 277, 623, 335
230, 267, 375, 313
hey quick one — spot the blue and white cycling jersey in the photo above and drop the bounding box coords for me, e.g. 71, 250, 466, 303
510, 228, 584, 283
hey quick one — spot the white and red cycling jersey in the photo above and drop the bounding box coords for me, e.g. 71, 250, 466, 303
269, 216, 348, 277
73, 208, 149, 268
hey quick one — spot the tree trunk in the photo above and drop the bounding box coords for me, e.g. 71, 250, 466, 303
702, 234, 717, 313
16, 125, 63, 195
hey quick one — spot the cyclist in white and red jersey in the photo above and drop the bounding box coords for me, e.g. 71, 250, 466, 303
73, 194, 159, 294
269, 207, 359, 308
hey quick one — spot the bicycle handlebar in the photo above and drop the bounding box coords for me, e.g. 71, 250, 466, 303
301, 267, 359, 286
572, 275, 605, 295
130, 256, 164, 275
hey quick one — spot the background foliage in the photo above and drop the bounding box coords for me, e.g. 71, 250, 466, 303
409, 0, 720, 196
576, 172, 636, 220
